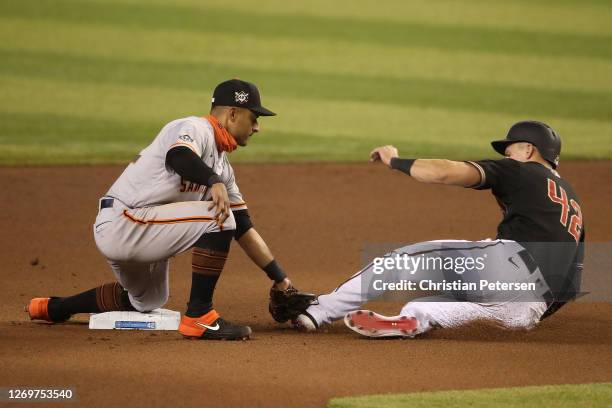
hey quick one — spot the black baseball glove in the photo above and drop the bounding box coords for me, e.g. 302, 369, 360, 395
269, 285, 316, 323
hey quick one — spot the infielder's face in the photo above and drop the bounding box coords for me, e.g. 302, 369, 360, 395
505, 142, 535, 163
228, 108, 259, 146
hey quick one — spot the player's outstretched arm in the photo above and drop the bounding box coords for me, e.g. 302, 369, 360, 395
370, 145, 481, 187
236, 227, 292, 290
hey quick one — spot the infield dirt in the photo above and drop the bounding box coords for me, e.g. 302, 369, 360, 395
1, 163, 611, 407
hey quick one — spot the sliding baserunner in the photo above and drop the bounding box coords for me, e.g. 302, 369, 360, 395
294, 121, 584, 338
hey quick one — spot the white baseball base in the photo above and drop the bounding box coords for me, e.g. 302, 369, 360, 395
88, 308, 181, 330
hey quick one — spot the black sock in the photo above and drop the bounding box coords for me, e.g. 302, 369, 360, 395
186, 230, 233, 317
185, 272, 220, 317
48, 283, 133, 321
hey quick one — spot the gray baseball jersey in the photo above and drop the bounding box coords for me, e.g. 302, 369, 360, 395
106, 116, 246, 211
93, 116, 244, 312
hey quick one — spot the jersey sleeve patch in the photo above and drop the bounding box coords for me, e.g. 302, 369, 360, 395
168, 122, 203, 157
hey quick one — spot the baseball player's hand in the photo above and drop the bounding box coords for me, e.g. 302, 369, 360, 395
208, 182, 231, 224
370, 145, 399, 167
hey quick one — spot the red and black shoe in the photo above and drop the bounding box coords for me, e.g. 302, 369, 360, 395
344, 310, 418, 338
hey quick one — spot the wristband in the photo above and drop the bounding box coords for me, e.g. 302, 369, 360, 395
390, 158, 416, 176
263, 260, 287, 283
208, 175, 222, 186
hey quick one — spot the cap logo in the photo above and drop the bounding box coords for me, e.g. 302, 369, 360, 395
235, 91, 249, 104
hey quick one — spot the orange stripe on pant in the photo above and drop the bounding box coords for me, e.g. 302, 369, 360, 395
122, 210, 215, 225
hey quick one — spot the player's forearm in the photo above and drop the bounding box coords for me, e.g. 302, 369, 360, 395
238, 228, 273, 267
391, 158, 480, 187
238, 228, 288, 284
403, 159, 457, 184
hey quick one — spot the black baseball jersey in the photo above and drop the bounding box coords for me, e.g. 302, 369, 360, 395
467, 158, 585, 316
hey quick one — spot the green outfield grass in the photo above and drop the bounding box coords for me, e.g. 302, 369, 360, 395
1, 0, 611, 164
328, 383, 612, 408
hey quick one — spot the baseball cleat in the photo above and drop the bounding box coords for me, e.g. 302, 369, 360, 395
25, 298, 52, 322
344, 310, 418, 338
292, 312, 318, 332
179, 309, 251, 340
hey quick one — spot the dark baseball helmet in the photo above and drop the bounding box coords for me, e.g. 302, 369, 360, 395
491, 121, 561, 168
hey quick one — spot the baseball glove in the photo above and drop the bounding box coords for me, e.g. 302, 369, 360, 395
269, 285, 316, 323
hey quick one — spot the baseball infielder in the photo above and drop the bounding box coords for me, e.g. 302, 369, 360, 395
295, 121, 585, 338
26, 79, 301, 340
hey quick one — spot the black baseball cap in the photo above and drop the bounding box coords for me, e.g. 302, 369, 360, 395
491, 120, 561, 168
211, 79, 276, 117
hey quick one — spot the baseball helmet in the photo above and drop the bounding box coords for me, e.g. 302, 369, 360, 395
491, 120, 561, 168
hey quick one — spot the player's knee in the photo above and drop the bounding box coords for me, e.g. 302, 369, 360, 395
127, 283, 169, 312
131, 292, 168, 312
